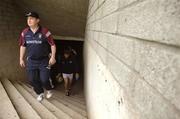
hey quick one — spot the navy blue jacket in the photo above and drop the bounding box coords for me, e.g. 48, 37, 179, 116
19, 26, 55, 60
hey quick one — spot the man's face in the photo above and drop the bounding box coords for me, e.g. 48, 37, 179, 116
27, 16, 40, 27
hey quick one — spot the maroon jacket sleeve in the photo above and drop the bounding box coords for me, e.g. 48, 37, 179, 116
19, 28, 28, 46
42, 28, 55, 46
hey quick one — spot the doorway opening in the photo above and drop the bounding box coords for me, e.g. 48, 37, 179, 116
50, 39, 84, 95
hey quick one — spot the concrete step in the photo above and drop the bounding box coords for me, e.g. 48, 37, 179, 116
25, 82, 86, 106
1, 78, 41, 119
0, 79, 20, 119
54, 90, 86, 105
12, 82, 58, 119
50, 99, 87, 119
19, 82, 73, 119
21, 82, 87, 119
71, 95, 85, 101
23, 82, 86, 110
53, 90, 86, 110
53, 83, 85, 102
63, 92, 85, 102
69, 92, 85, 99
53, 94, 87, 117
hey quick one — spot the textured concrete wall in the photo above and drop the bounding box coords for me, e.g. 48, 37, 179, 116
14, 0, 89, 38
84, 0, 180, 119
0, 0, 25, 80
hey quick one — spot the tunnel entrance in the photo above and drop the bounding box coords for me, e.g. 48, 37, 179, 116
50, 39, 84, 95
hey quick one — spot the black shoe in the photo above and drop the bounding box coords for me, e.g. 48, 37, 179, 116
68, 88, 71, 95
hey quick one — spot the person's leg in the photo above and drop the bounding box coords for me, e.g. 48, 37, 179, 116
62, 73, 70, 96
39, 66, 53, 98
39, 67, 52, 89
49, 78, 55, 89
27, 69, 44, 95
27, 69, 44, 101
68, 74, 73, 95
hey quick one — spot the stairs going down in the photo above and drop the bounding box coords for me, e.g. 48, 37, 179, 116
0, 78, 87, 119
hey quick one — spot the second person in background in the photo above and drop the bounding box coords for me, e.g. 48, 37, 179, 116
58, 46, 79, 96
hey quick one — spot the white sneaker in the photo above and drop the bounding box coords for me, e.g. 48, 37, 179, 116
37, 93, 44, 102
46, 90, 53, 99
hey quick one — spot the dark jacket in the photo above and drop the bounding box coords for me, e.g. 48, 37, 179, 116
19, 26, 55, 60
59, 55, 78, 74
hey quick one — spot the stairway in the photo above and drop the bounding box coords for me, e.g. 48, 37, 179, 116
0, 78, 88, 119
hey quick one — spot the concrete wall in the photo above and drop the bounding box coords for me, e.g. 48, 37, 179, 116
14, 0, 89, 38
0, 0, 25, 80
84, 0, 180, 119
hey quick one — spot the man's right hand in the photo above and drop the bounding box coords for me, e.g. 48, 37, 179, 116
20, 59, 25, 68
